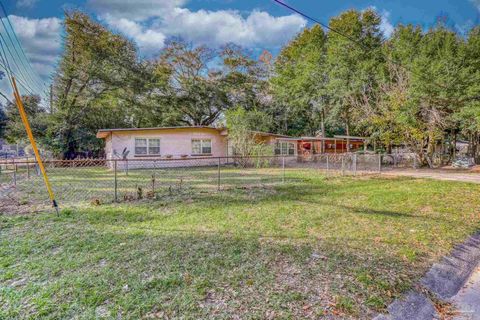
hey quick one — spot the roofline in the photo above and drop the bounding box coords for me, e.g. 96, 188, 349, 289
276, 136, 368, 141
250, 130, 291, 138
96, 127, 291, 139
333, 135, 368, 140
96, 126, 224, 138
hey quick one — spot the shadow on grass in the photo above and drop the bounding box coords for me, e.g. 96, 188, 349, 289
1, 212, 415, 319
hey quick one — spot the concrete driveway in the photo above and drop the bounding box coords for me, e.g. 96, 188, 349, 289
381, 168, 480, 184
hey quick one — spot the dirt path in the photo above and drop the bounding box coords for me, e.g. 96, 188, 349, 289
381, 168, 480, 184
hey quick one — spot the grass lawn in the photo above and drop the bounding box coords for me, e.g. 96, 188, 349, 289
1, 172, 480, 319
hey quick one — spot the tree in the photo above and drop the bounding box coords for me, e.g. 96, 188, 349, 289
270, 25, 328, 137
225, 107, 272, 166
3, 95, 48, 144
457, 26, 480, 161
0, 103, 7, 139
325, 9, 384, 151
370, 25, 426, 156
51, 11, 159, 158
157, 41, 268, 126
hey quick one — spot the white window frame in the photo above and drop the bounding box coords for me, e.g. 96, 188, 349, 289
275, 141, 295, 156
135, 138, 161, 155
192, 139, 212, 155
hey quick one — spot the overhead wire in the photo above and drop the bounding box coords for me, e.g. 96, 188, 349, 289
0, 2, 50, 108
0, 28, 39, 95
0, 2, 46, 90
271, 0, 450, 91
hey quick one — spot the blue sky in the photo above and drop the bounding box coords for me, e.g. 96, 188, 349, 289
0, 0, 479, 103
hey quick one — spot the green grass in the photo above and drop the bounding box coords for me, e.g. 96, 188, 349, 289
1, 172, 480, 319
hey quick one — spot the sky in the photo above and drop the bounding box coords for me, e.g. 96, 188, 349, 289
0, 0, 479, 104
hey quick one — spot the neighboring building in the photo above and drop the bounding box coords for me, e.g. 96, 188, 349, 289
96, 126, 367, 167
0, 139, 25, 158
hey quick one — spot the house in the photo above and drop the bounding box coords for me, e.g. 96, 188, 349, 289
96, 126, 367, 168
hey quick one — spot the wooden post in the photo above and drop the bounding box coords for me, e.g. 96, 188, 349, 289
151, 172, 156, 196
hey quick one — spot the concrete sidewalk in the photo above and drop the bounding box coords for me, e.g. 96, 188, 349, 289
374, 232, 480, 320
452, 264, 480, 320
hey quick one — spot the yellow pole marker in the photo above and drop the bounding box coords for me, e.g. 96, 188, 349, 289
11, 76, 59, 214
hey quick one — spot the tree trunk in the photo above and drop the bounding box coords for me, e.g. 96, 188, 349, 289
426, 130, 435, 168
452, 130, 457, 160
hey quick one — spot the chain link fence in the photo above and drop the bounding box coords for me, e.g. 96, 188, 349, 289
0, 153, 418, 211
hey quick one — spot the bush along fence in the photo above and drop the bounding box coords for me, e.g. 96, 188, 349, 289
0, 153, 419, 208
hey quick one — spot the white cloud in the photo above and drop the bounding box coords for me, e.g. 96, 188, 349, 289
470, 0, 480, 11
93, 2, 306, 55
102, 15, 166, 54
16, 0, 37, 8
8, 15, 62, 78
364, 6, 394, 38
160, 8, 306, 48
0, 15, 61, 104
379, 10, 394, 38
87, 0, 187, 21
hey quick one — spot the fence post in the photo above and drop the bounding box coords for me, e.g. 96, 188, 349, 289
326, 154, 329, 173
341, 155, 345, 176
353, 153, 357, 176
114, 160, 118, 202
13, 164, 17, 186
217, 157, 221, 191
125, 159, 129, 176
282, 156, 285, 183
26, 157, 30, 179
378, 154, 382, 173
151, 172, 156, 197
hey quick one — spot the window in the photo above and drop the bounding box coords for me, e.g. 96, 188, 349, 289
192, 139, 212, 155
135, 138, 160, 155
135, 138, 147, 155
275, 141, 295, 155
149, 139, 160, 155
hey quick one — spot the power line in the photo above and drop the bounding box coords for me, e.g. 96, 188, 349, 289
0, 44, 37, 98
0, 28, 39, 94
0, 1, 51, 110
0, 2, 46, 90
272, 0, 449, 91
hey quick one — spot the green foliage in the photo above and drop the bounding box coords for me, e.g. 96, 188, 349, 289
270, 25, 328, 136
325, 9, 383, 140
0, 103, 7, 138
4, 8, 479, 162
225, 107, 273, 159
3, 95, 48, 145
